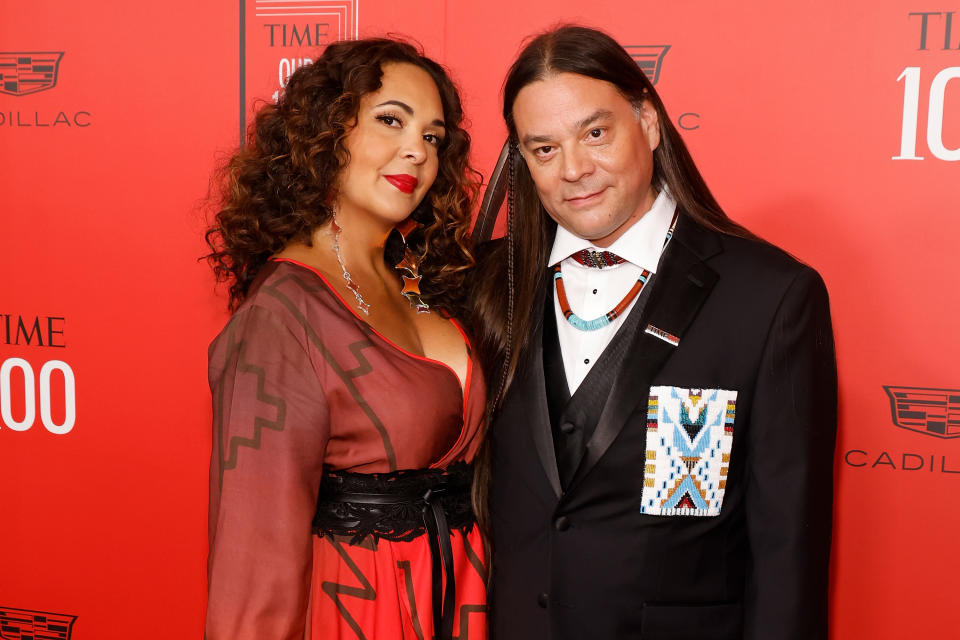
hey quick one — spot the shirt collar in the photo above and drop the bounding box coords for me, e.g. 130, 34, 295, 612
547, 188, 677, 272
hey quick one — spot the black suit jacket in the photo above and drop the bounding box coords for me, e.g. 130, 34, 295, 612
487, 213, 838, 640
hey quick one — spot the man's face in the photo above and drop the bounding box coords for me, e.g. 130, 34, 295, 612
512, 72, 661, 247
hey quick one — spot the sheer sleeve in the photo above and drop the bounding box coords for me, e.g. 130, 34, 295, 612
205, 303, 328, 640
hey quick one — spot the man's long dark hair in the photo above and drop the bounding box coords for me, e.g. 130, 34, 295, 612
472, 25, 754, 416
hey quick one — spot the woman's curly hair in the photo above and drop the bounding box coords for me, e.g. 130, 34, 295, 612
205, 38, 480, 316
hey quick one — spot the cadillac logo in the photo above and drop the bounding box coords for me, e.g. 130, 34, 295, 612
624, 45, 670, 85
0, 606, 77, 640
884, 385, 960, 439
0, 52, 65, 97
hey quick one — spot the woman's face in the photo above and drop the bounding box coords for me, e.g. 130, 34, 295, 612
336, 62, 446, 227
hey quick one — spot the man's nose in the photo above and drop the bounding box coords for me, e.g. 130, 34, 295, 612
560, 145, 593, 182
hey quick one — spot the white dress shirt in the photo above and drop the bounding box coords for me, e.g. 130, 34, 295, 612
548, 190, 677, 394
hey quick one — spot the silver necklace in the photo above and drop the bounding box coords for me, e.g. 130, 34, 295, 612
330, 215, 370, 315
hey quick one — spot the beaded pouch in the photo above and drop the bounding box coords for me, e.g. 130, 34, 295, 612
640, 386, 738, 517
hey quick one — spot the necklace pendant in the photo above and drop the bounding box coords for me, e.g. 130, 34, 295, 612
345, 279, 370, 315
331, 216, 371, 315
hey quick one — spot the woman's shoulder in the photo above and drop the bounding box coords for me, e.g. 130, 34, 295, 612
206, 263, 332, 401
239, 258, 343, 319
211, 260, 338, 357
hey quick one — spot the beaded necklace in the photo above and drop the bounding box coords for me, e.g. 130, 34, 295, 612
554, 212, 678, 332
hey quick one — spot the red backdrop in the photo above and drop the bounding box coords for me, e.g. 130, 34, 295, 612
2, 1, 958, 637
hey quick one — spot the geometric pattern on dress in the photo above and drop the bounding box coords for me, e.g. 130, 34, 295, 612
453, 603, 488, 639
266, 274, 399, 469
452, 535, 488, 639
397, 559, 428, 640
215, 322, 288, 488
640, 386, 737, 517
461, 537, 488, 587
321, 537, 378, 640
397, 535, 488, 639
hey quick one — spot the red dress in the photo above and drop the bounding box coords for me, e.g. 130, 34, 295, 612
205, 258, 488, 640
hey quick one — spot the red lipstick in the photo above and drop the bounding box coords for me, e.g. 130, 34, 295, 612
384, 174, 418, 194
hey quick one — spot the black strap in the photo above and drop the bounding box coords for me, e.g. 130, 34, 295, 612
423, 487, 457, 639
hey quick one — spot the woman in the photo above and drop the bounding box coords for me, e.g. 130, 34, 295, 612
204, 38, 486, 640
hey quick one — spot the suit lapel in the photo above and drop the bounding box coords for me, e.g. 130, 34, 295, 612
567, 213, 722, 491
511, 271, 563, 498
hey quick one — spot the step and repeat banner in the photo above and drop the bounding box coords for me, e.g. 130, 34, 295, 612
1, 1, 957, 637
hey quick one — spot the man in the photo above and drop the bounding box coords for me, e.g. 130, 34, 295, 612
470, 25, 837, 640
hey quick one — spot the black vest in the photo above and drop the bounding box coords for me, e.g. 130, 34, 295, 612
542, 269, 656, 489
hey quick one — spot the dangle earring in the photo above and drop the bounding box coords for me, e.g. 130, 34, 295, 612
329, 213, 370, 315
394, 216, 430, 314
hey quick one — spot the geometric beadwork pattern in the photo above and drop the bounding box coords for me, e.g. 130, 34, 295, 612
640, 386, 738, 516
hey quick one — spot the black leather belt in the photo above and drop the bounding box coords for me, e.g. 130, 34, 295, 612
313, 462, 474, 640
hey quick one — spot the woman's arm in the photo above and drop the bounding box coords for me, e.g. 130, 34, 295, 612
205, 304, 329, 640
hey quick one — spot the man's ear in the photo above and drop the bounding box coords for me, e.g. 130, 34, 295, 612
635, 99, 661, 152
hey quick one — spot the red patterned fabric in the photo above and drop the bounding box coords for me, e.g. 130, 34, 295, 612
205, 259, 487, 640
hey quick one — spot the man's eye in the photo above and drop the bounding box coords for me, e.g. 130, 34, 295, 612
535, 145, 553, 155
588, 128, 603, 139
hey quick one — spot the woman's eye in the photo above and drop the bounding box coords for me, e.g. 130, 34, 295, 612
424, 133, 441, 146
376, 114, 401, 127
